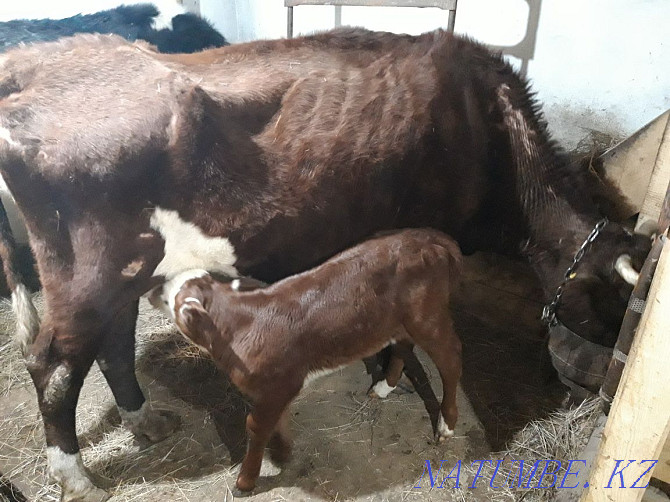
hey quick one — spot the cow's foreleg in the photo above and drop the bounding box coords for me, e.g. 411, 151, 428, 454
96, 300, 179, 443
25, 320, 110, 502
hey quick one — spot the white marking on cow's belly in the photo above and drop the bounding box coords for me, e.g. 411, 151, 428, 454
303, 365, 347, 388
150, 207, 238, 279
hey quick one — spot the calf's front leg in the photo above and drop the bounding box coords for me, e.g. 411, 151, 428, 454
235, 390, 298, 495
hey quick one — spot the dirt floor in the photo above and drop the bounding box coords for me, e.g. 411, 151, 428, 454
0, 253, 566, 501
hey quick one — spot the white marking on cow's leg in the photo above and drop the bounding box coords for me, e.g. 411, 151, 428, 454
436, 414, 454, 442
43, 364, 72, 407
369, 379, 396, 399
12, 283, 40, 355
118, 401, 180, 444
46, 447, 109, 502
150, 208, 238, 279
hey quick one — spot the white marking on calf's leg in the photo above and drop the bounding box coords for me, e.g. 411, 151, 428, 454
12, 283, 40, 355
150, 208, 239, 279
436, 414, 454, 442
46, 447, 109, 502
369, 379, 396, 399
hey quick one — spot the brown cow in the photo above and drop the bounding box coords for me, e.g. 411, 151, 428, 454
0, 28, 648, 500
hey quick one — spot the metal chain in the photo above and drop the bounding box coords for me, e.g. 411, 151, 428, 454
541, 218, 609, 326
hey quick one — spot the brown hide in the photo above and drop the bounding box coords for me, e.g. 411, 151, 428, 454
0, 28, 650, 499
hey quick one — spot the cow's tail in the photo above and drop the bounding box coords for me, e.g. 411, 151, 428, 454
0, 198, 39, 355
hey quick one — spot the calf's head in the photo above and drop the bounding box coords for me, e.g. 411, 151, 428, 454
148, 270, 267, 346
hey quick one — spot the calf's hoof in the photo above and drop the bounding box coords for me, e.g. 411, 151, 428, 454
435, 415, 455, 443
233, 477, 256, 498
368, 379, 396, 399
231, 486, 254, 498
120, 403, 180, 444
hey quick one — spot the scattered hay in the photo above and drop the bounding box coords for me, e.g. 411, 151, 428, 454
1, 292, 602, 501
452, 397, 601, 501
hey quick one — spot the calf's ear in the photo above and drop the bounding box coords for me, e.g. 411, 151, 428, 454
176, 301, 217, 343
230, 276, 268, 292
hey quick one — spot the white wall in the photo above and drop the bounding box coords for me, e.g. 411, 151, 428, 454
3, 0, 668, 149
200, 0, 670, 150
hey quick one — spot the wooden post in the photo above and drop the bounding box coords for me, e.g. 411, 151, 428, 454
582, 233, 670, 501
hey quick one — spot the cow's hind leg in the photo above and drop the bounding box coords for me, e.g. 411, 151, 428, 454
96, 300, 179, 443
25, 318, 110, 502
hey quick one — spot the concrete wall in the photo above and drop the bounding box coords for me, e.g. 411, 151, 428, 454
200, 0, 670, 150
3, 0, 668, 149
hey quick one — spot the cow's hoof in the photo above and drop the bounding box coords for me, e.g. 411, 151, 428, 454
435, 415, 454, 443
61, 485, 110, 502
138, 409, 181, 443
368, 379, 396, 399
120, 403, 180, 444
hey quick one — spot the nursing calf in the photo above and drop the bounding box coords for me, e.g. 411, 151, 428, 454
156, 229, 464, 493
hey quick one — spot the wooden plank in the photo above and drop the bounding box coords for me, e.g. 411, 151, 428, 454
582, 233, 670, 502
636, 116, 670, 234
654, 439, 670, 484
596, 110, 668, 222
285, 0, 457, 9
657, 177, 670, 233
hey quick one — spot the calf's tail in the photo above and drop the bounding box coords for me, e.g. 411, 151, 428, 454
0, 198, 39, 355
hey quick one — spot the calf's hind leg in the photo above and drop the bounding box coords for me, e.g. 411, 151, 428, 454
368, 342, 411, 398
419, 328, 462, 442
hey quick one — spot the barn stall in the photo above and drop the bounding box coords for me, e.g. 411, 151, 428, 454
0, 1, 669, 501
